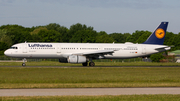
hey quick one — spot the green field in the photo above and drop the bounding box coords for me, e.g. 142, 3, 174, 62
1, 62, 180, 100
1, 95, 180, 101
0, 64, 180, 88
1, 61, 180, 66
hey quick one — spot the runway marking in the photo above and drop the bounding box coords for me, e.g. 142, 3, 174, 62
1, 88, 180, 96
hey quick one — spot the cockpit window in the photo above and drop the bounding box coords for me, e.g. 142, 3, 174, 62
10, 47, 18, 49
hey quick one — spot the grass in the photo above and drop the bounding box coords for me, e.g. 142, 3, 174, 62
0, 61, 180, 66
1, 95, 180, 101
0, 67, 180, 88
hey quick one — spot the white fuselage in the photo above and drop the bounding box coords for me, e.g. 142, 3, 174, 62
4, 42, 170, 59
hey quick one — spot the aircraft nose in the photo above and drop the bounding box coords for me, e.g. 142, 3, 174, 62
4, 49, 11, 56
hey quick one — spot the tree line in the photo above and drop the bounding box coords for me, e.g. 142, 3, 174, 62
0, 23, 179, 56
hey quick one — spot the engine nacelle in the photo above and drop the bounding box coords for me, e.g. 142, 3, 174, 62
68, 55, 87, 63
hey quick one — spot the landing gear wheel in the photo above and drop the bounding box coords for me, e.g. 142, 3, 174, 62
22, 58, 26, 67
22, 63, 26, 67
89, 62, 95, 66
82, 62, 88, 66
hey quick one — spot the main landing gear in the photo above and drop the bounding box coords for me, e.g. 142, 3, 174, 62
89, 58, 95, 66
82, 58, 95, 67
89, 62, 95, 66
82, 62, 95, 67
22, 58, 26, 67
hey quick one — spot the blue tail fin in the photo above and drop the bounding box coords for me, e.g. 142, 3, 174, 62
143, 22, 168, 45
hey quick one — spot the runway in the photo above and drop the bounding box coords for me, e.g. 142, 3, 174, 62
1, 88, 180, 96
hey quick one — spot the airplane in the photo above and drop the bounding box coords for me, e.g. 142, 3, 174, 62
4, 22, 170, 66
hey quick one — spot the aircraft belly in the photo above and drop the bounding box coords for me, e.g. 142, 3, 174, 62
104, 51, 143, 59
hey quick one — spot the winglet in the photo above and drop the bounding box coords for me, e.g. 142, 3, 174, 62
143, 22, 168, 45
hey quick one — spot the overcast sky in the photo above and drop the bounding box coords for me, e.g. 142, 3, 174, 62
0, 0, 180, 34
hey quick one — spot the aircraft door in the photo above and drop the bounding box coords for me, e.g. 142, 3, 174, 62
23, 44, 27, 53
57, 45, 61, 55
142, 45, 146, 54
98, 46, 103, 50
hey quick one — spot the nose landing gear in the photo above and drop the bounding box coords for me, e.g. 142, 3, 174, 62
22, 58, 26, 67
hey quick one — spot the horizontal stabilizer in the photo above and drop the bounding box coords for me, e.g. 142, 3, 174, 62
155, 46, 171, 51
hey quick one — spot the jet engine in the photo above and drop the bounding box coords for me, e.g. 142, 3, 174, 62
67, 55, 87, 63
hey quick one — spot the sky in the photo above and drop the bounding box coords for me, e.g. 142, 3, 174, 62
0, 0, 180, 34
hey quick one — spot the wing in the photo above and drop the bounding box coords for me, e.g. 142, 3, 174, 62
72, 50, 115, 59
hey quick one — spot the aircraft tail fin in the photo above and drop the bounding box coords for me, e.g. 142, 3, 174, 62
143, 22, 168, 45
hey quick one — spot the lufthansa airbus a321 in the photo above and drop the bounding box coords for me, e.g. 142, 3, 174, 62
4, 22, 170, 66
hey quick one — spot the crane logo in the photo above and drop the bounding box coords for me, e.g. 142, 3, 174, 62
155, 28, 165, 39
